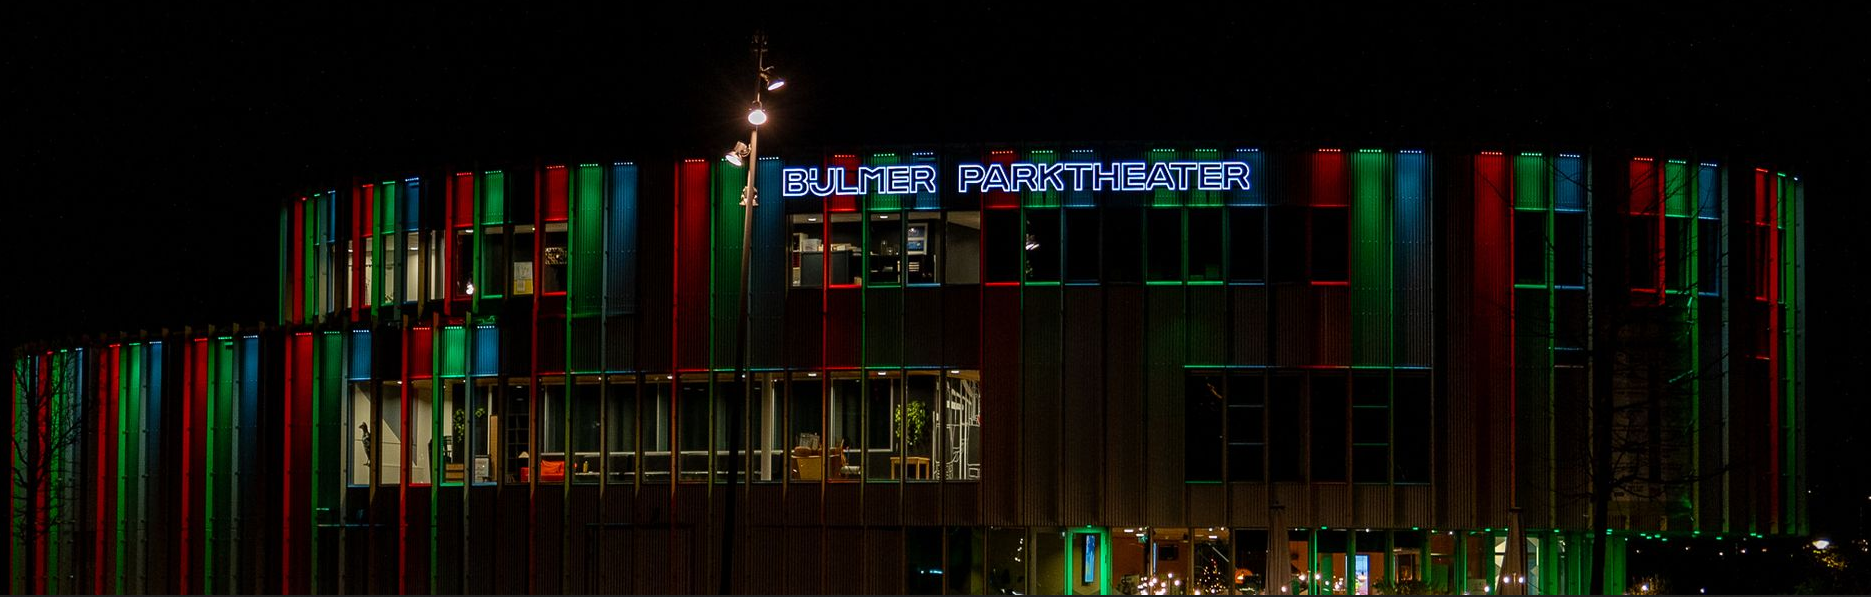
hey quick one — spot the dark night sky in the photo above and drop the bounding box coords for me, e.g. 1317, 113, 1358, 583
8, 4, 1868, 538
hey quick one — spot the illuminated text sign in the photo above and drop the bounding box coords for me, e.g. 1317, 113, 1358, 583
778, 159, 1251, 198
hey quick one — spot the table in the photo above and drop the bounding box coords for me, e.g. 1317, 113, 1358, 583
890, 456, 931, 480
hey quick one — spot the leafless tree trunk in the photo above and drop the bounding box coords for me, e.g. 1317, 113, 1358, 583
11, 349, 85, 595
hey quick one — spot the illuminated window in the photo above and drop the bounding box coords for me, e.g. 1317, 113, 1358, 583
788, 375, 826, 482
944, 211, 981, 284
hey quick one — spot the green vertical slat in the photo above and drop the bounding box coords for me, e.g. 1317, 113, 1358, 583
11, 357, 25, 595
440, 327, 467, 379
377, 183, 398, 308
1350, 150, 1392, 366
480, 171, 506, 225
713, 159, 747, 368
1021, 150, 1058, 208
1780, 175, 1798, 528
1188, 149, 1222, 206
313, 332, 343, 592
570, 165, 605, 319
280, 205, 290, 324
305, 196, 319, 321
117, 344, 140, 593
1149, 148, 1182, 207
1664, 161, 1692, 217
868, 153, 904, 211
1514, 154, 1547, 211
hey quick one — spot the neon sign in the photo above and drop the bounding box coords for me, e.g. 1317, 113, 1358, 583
778, 159, 1251, 198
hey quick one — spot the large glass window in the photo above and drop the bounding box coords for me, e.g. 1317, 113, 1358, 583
678, 378, 711, 481
788, 374, 826, 481
905, 212, 941, 285
1103, 207, 1143, 283
500, 382, 529, 484
941, 371, 982, 481
1555, 212, 1584, 287
1024, 209, 1061, 282
1393, 373, 1431, 484
438, 379, 491, 484
482, 226, 508, 296
1063, 208, 1100, 282
829, 214, 863, 286
827, 374, 864, 480
789, 213, 825, 288
451, 229, 475, 296
1228, 207, 1266, 282
1311, 208, 1349, 282
944, 211, 981, 285
512, 224, 536, 295
409, 380, 434, 484
868, 213, 904, 286
347, 382, 376, 486
539, 382, 568, 484
1269, 206, 1305, 283
1146, 209, 1182, 281
1186, 373, 1225, 482
643, 380, 672, 483
864, 372, 901, 481
1269, 374, 1303, 482
1188, 208, 1224, 282
542, 222, 568, 294
1515, 212, 1546, 285
604, 379, 638, 484
1234, 529, 1269, 595
1311, 374, 1347, 482
749, 373, 785, 482
404, 231, 422, 302
569, 378, 602, 483
1228, 372, 1265, 482
984, 210, 1022, 283
985, 527, 1028, 595
902, 372, 941, 482
1351, 372, 1389, 484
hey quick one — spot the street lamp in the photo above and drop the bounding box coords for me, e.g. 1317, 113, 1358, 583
720, 31, 779, 595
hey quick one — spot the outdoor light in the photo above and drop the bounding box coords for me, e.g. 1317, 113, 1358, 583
1025, 233, 1041, 251
766, 77, 786, 91
748, 107, 768, 126
1814, 538, 1831, 550
725, 141, 750, 167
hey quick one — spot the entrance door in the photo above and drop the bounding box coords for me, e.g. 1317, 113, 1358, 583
1066, 528, 1108, 595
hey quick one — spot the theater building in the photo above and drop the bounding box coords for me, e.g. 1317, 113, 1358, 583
8, 146, 1806, 594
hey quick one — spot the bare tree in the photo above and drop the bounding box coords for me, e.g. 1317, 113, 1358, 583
10, 348, 85, 595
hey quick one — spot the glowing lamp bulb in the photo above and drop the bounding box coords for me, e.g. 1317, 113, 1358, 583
748, 108, 768, 126
766, 78, 786, 91
725, 152, 744, 167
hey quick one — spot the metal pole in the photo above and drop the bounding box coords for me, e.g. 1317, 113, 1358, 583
720, 32, 765, 596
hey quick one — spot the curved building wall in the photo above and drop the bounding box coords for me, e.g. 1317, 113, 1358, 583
10, 146, 1805, 594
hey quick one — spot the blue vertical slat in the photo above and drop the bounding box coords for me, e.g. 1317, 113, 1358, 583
752, 157, 788, 368
1393, 151, 1431, 367
1555, 155, 1585, 212
1226, 148, 1266, 206
472, 325, 500, 377
403, 178, 422, 231
1697, 163, 1720, 220
912, 152, 941, 210
607, 163, 639, 316
1064, 149, 1097, 207
347, 331, 372, 381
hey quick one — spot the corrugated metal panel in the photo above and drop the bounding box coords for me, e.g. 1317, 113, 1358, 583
942, 285, 980, 370
674, 160, 713, 371
786, 526, 823, 595
1060, 287, 1104, 525
1515, 288, 1553, 529
743, 526, 785, 594
825, 483, 861, 527
1186, 286, 1226, 365
823, 528, 865, 594
1145, 286, 1185, 525
1351, 150, 1393, 366
1231, 286, 1269, 365
1396, 485, 1435, 528
786, 483, 821, 526
865, 288, 903, 366
1353, 484, 1391, 529
1103, 286, 1147, 526
981, 285, 1022, 525
783, 290, 822, 370
825, 288, 861, 369
903, 484, 941, 526
561, 486, 600, 593
865, 528, 903, 594
1316, 286, 1350, 366
1022, 286, 1062, 526
1395, 152, 1432, 366
1272, 285, 1311, 367
1229, 484, 1269, 529
902, 288, 943, 366
943, 482, 981, 527
1188, 484, 1226, 527
1313, 484, 1350, 528
865, 483, 901, 526
1273, 483, 1310, 524
750, 161, 788, 369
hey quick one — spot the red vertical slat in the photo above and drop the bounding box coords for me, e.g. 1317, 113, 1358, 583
1311, 149, 1348, 207
291, 199, 306, 324
829, 154, 861, 212
1473, 153, 1514, 515
675, 160, 713, 370
95, 345, 117, 594
984, 150, 1018, 209
1765, 171, 1781, 525
399, 323, 413, 593
351, 185, 366, 322
544, 165, 569, 222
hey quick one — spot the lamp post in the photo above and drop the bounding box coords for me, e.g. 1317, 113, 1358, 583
721, 31, 782, 595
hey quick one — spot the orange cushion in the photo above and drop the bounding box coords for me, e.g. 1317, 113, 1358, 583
540, 460, 566, 482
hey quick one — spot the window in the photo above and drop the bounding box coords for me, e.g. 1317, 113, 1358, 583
1666, 217, 1690, 291
439, 379, 493, 485
1310, 208, 1348, 282
944, 211, 981, 284
604, 379, 638, 484
1351, 372, 1388, 484
678, 378, 710, 481
788, 213, 826, 288
542, 222, 569, 294
1514, 212, 1546, 285
1227, 207, 1266, 282
1268, 375, 1303, 482
452, 229, 475, 296
864, 372, 901, 481
1064, 209, 1100, 282
828, 375, 864, 480
428, 230, 445, 300
482, 226, 509, 296
788, 375, 825, 481
501, 382, 529, 484
1554, 213, 1584, 287
984, 210, 1022, 283
1697, 219, 1720, 296
1627, 216, 1659, 292
1393, 373, 1430, 483
903, 371, 941, 482
642, 381, 672, 483
1024, 209, 1061, 282
941, 371, 982, 481
512, 224, 536, 295
569, 379, 602, 483
1103, 207, 1143, 283
868, 213, 904, 286
1227, 372, 1265, 482
905, 212, 941, 285
409, 380, 434, 484
348, 381, 376, 486
1185, 373, 1225, 482
1188, 208, 1223, 282
749, 374, 785, 482
1146, 209, 1181, 281
829, 214, 863, 286
1310, 374, 1347, 482
404, 231, 422, 302
1233, 530, 1270, 595
713, 377, 740, 482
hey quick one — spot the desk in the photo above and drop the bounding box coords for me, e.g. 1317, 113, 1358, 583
890, 456, 931, 480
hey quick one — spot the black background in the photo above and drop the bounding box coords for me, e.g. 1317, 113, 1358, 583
8, 4, 1867, 543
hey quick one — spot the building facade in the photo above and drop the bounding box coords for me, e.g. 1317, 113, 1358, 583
8, 146, 1805, 594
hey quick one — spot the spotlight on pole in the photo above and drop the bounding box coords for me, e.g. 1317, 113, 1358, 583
747, 107, 768, 126
725, 141, 750, 167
